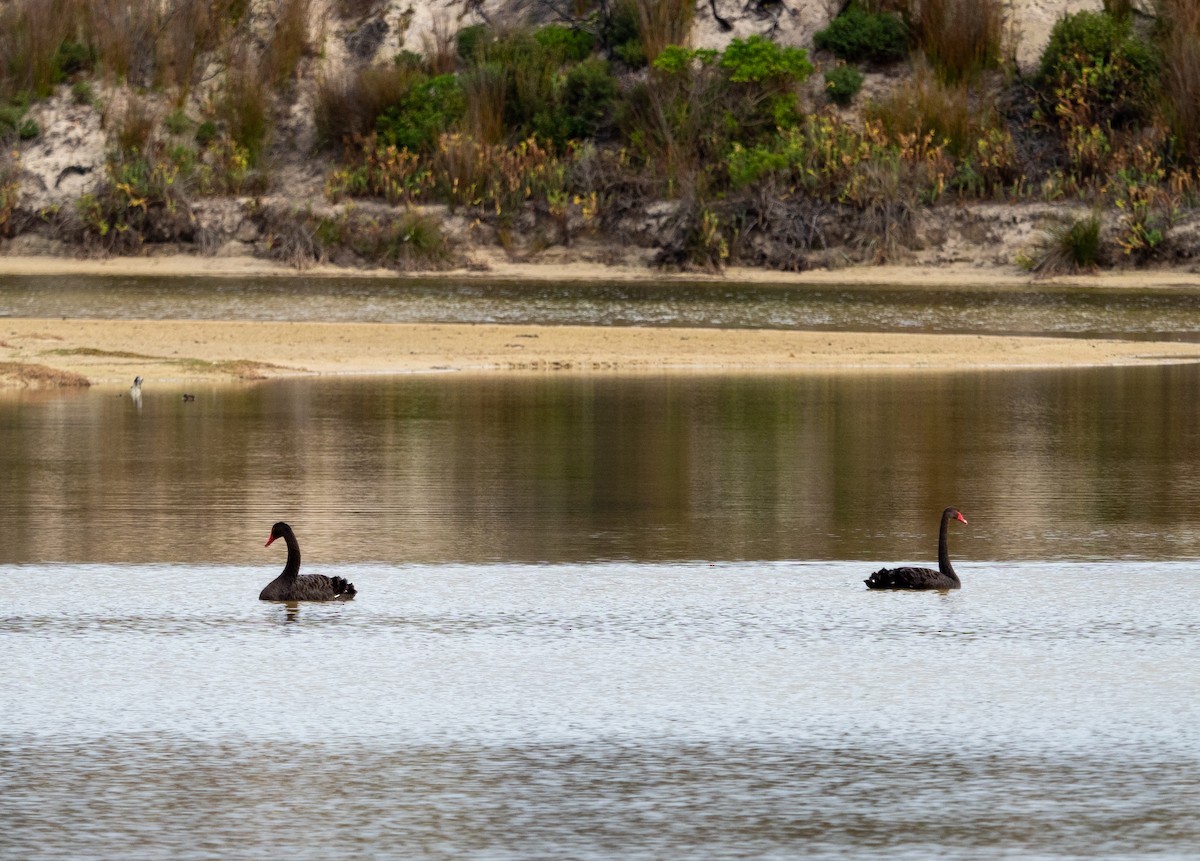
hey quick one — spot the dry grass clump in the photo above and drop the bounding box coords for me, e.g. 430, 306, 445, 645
314, 65, 419, 150
0, 362, 91, 388
865, 68, 982, 158
634, 0, 694, 62
219, 46, 271, 167
263, 0, 313, 87
1160, 0, 1200, 163
904, 0, 1002, 83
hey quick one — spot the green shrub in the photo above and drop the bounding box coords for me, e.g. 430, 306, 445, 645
0, 104, 25, 140
1037, 10, 1159, 129
719, 34, 813, 84
604, 0, 645, 68
456, 24, 489, 62
556, 57, 617, 142
534, 24, 594, 63
71, 80, 94, 106
76, 145, 195, 253
195, 120, 218, 148
164, 108, 191, 136
824, 64, 864, 106
17, 117, 38, 139
375, 73, 465, 153
53, 39, 96, 80
814, 2, 908, 64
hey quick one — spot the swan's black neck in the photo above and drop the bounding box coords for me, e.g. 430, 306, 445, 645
279, 529, 301, 581
937, 509, 958, 582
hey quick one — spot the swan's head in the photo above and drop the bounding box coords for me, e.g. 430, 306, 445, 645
265, 521, 292, 547
946, 508, 968, 525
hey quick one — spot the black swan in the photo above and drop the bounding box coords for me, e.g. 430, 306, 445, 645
260, 521, 356, 601
865, 507, 968, 590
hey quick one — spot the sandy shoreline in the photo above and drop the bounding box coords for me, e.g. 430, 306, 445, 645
5, 253, 1200, 386
6, 250, 1200, 290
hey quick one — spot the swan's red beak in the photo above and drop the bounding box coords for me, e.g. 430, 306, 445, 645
265, 534, 277, 547
956, 512, 968, 525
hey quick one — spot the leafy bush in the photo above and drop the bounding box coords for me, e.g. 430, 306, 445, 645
75, 145, 196, 253
456, 24, 489, 62
719, 34, 813, 84
556, 57, 617, 142
824, 64, 864, 106
1037, 10, 1159, 129
622, 37, 813, 187
603, 0, 644, 68
195, 120, 218, 148
375, 73, 465, 153
814, 2, 908, 64
534, 24, 594, 63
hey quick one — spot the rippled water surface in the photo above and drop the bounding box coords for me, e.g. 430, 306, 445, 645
6, 273, 1200, 338
4, 370, 1200, 859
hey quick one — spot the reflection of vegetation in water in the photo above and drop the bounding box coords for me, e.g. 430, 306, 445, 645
6, 370, 1200, 564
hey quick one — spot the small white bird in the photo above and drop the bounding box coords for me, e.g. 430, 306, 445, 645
130, 376, 143, 407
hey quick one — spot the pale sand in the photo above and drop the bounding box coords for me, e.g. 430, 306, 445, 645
3, 317, 1200, 387
6, 250, 1200, 289
4, 253, 1200, 387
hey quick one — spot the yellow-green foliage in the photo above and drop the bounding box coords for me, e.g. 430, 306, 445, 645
328, 133, 566, 218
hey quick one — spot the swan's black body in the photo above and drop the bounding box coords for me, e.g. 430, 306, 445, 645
260, 521, 356, 601
865, 507, 967, 590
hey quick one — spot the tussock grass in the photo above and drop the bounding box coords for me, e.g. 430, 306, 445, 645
635, 0, 694, 62
866, 67, 985, 158
1161, 0, 1200, 163
1024, 213, 1104, 275
906, 0, 1002, 83
314, 65, 416, 150
264, 0, 312, 87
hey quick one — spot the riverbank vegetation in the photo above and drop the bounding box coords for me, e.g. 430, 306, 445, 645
2, 0, 1200, 274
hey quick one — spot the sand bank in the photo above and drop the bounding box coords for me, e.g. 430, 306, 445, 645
3, 317, 1200, 387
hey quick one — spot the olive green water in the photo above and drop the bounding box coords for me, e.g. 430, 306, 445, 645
3, 369, 1200, 860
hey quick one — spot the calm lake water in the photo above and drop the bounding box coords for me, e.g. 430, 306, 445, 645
3, 367, 1200, 859
6, 272, 1200, 339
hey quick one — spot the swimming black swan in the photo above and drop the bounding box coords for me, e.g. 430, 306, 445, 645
865, 507, 968, 590
260, 521, 356, 601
